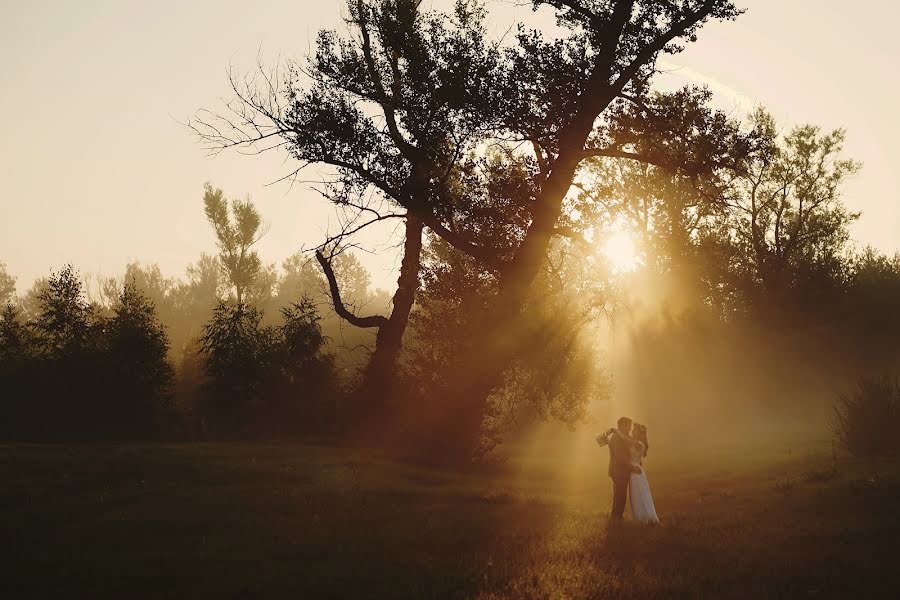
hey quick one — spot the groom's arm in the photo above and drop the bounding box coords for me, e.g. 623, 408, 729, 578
610, 435, 642, 474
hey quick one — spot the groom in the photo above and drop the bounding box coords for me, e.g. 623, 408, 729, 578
607, 416, 642, 520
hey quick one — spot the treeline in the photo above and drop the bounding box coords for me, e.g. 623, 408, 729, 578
0, 263, 342, 440
1, 267, 175, 439
0, 184, 383, 440
4, 104, 900, 450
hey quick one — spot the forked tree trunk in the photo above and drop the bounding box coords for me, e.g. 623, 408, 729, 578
361, 217, 423, 397
316, 216, 423, 421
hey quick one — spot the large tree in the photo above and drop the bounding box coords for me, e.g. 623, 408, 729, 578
192, 0, 744, 454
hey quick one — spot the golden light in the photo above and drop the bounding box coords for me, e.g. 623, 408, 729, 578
602, 229, 642, 273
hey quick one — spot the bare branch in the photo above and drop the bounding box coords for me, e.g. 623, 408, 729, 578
315, 250, 388, 329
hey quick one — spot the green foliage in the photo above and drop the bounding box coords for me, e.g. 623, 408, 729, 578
195, 0, 745, 284
199, 301, 276, 432
726, 109, 861, 299
0, 261, 15, 304
202, 183, 266, 305
0, 266, 176, 439
580, 105, 863, 322
279, 299, 331, 374
190, 0, 749, 455
32, 264, 96, 358
0, 303, 34, 436
103, 283, 176, 434
0, 302, 31, 364
406, 236, 612, 452
197, 297, 339, 437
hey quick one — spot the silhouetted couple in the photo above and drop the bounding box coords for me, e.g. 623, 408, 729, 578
596, 417, 659, 523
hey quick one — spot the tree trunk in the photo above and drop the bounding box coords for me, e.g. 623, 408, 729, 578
316, 216, 424, 428
418, 157, 584, 459
361, 216, 423, 398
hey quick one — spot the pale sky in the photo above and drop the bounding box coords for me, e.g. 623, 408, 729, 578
1, 0, 898, 294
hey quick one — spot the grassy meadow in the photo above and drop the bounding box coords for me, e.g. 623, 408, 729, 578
1, 439, 898, 599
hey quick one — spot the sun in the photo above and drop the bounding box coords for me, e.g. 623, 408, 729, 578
602, 229, 642, 273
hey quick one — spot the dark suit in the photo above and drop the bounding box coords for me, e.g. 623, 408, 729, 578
608, 432, 633, 519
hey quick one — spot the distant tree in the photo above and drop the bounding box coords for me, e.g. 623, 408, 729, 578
279, 298, 333, 379
102, 282, 176, 435
5, 267, 177, 438
331, 253, 374, 310
276, 252, 325, 306
198, 298, 338, 437
271, 298, 339, 431
169, 252, 225, 357
575, 89, 744, 281
834, 249, 900, 367
728, 109, 861, 300
100, 262, 176, 324
173, 336, 208, 439
245, 261, 279, 319
198, 301, 275, 434
17, 277, 48, 321
578, 105, 862, 320
0, 261, 15, 304
32, 265, 96, 359
0, 303, 30, 362
22, 266, 106, 436
181, 252, 225, 303
0, 302, 35, 437
202, 183, 268, 305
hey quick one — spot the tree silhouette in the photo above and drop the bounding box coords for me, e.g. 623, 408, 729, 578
191, 0, 746, 454
726, 109, 861, 301
0, 261, 15, 304
315, 217, 422, 411
0, 265, 178, 439
32, 265, 96, 360
198, 301, 274, 434
103, 282, 175, 435
0, 302, 34, 438
274, 298, 339, 431
197, 297, 338, 437
202, 183, 267, 305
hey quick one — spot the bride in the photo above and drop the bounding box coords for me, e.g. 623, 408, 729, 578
627, 423, 659, 524
596, 421, 659, 524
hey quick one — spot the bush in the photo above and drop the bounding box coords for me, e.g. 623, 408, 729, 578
834, 376, 900, 457
197, 297, 339, 437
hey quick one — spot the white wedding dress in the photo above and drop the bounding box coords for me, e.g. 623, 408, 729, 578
628, 441, 659, 523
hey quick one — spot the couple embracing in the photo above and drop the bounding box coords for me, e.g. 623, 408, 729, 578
596, 416, 659, 524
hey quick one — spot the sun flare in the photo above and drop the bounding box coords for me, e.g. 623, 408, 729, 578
602, 229, 642, 273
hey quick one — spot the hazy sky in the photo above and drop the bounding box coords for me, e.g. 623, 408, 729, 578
2, 0, 898, 294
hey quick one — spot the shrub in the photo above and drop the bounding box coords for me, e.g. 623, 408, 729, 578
834, 376, 900, 457
197, 297, 338, 437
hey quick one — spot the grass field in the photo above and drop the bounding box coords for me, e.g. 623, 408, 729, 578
1, 440, 898, 599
